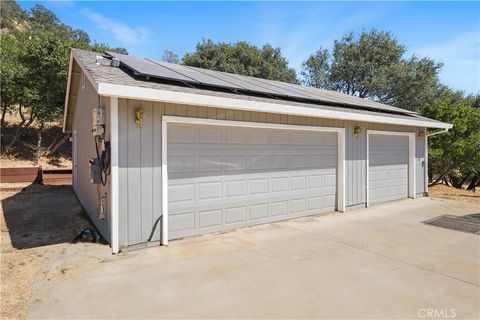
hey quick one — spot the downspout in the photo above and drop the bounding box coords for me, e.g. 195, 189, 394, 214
427, 128, 449, 137
425, 127, 450, 195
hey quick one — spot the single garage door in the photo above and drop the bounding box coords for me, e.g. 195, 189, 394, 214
167, 123, 338, 239
369, 134, 408, 205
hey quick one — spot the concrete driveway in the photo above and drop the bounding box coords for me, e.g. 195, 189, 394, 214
28, 197, 479, 319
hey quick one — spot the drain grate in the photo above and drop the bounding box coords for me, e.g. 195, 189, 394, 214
422, 214, 480, 235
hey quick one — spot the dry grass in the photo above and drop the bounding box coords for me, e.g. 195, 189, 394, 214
428, 183, 479, 202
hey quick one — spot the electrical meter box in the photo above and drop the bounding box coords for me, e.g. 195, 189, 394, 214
89, 158, 102, 184
92, 107, 105, 136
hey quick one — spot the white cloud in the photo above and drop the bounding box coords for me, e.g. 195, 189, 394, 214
412, 30, 480, 94
82, 8, 150, 46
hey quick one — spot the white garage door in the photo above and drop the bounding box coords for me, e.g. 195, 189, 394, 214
167, 123, 338, 239
368, 135, 408, 204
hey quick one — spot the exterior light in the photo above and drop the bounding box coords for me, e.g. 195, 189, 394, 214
418, 130, 425, 139
354, 126, 361, 137
135, 107, 144, 127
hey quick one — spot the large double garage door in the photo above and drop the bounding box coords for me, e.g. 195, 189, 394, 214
167, 121, 339, 240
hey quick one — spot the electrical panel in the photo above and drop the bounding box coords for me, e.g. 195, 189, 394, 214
89, 158, 102, 184
92, 107, 106, 136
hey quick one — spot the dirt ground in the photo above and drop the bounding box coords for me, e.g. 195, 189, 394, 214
0, 183, 478, 319
0, 157, 71, 170
429, 183, 479, 201
0, 183, 97, 320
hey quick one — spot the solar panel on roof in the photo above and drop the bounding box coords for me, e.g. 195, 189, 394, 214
252, 77, 337, 102
195, 69, 288, 97
148, 59, 245, 90
106, 52, 198, 83
278, 81, 412, 115
185, 66, 251, 91
301, 86, 418, 114
106, 51, 416, 116
225, 73, 313, 100
268, 80, 351, 105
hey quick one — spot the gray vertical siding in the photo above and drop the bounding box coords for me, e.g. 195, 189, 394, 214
118, 98, 128, 247
72, 79, 111, 242
116, 99, 427, 247
117, 100, 164, 247
152, 102, 163, 242
415, 130, 426, 195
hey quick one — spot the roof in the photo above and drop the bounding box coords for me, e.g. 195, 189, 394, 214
63, 48, 452, 132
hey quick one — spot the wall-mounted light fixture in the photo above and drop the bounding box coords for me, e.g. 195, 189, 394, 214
354, 126, 361, 138
135, 107, 144, 127
418, 130, 425, 139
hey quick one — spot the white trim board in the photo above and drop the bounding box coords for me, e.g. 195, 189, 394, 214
110, 97, 120, 254
424, 128, 429, 194
62, 52, 74, 133
98, 83, 452, 130
366, 130, 416, 207
161, 116, 346, 244
64, 52, 100, 133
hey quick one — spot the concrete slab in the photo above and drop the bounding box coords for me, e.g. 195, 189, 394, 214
28, 197, 480, 319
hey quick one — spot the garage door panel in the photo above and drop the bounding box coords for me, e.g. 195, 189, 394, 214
271, 153, 289, 170
168, 124, 338, 239
289, 153, 307, 168
198, 181, 223, 200
270, 201, 288, 217
289, 132, 307, 145
249, 204, 268, 220
248, 178, 268, 195
197, 154, 222, 173
290, 198, 307, 213
271, 177, 289, 192
271, 131, 289, 145
225, 180, 247, 198
224, 154, 247, 172
169, 184, 194, 203
169, 212, 195, 232
369, 134, 408, 205
307, 196, 324, 211
168, 125, 194, 143
169, 154, 194, 174
199, 209, 222, 228
291, 176, 306, 190
225, 127, 247, 144
249, 129, 269, 145
198, 126, 222, 143
225, 206, 247, 224
247, 154, 269, 170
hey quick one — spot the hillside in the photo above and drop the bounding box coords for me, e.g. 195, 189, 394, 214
1, 114, 71, 169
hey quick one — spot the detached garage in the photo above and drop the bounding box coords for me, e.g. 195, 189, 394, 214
63, 49, 452, 253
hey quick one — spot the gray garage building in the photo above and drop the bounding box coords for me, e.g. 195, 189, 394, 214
63, 49, 452, 253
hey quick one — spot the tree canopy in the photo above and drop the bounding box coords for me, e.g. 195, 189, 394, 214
422, 90, 480, 190
0, 2, 127, 152
162, 50, 180, 64
183, 39, 298, 83
301, 30, 443, 111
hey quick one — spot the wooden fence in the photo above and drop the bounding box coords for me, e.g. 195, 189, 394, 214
1, 167, 72, 185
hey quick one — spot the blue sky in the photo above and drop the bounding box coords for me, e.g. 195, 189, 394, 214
19, 1, 480, 94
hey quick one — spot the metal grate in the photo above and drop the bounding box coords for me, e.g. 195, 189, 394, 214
422, 214, 480, 235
